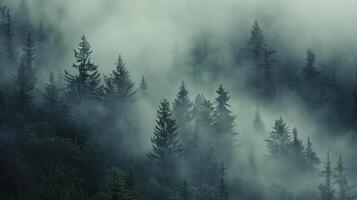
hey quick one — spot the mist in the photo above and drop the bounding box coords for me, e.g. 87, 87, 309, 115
1, 0, 357, 200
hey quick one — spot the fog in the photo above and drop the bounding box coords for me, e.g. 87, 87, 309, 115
1, 0, 357, 199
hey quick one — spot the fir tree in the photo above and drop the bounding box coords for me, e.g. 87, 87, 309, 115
139, 75, 148, 97
3, 8, 15, 60
305, 137, 321, 169
173, 81, 193, 146
104, 55, 136, 105
148, 99, 183, 178
11, 34, 36, 116
126, 164, 137, 200
259, 48, 277, 99
192, 94, 214, 135
333, 155, 355, 200
219, 162, 228, 200
213, 85, 236, 136
110, 168, 128, 200
247, 20, 266, 61
265, 117, 291, 159
302, 49, 320, 84
65, 35, 102, 103
43, 73, 60, 108
253, 104, 265, 134
319, 153, 335, 200
291, 128, 305, 167
213, 85, 237, 161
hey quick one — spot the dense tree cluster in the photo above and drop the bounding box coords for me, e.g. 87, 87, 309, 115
1, 1, 357, 200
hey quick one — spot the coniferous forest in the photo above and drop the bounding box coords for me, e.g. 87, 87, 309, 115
1, 0, 357, 200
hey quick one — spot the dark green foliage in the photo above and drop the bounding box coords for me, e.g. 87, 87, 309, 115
213, 85, 236, 136
247, 20, 266, 61
291, 128, 306, 168
305, 137, 320, 169
333, 156, 355, 200
265, 117, 291, 159
125, 164, 137, 200
173, 82, 193, 149
302, 49, 320, 83
65, 35, 102, 103
104, 55, 136, 106
2, 8, 15, 60
11, 34, 36, 116
319, 153, 335, 200
192, 94, 214, 141
110, 168, 128, 200
149, 99, 183, 161
43, 73, 60, 108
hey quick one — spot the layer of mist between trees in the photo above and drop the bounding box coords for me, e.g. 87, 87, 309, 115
1, 0, 357, 200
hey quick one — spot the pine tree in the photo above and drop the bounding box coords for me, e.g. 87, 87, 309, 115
65, 35, 102, 103
110, 168, 128, 200
265, 117, 291, 159
219, 162, 228, 200
259, 48, 276, 99
247, 20, 266, 61
43, 73, 60, 108
253, 104, 265, 134
319, 153, 335, 200
333, 155, 355, 200
148, 99, 183, 175
139, 75, 148, 97
291, 128, 305, 167
173, 81, 193, 146
305, 137, 320, 169
125, 163, 137, 200
192, 94, 214, 136
213, 85, 237, 161
3, 8, 15, 60
302, 49, 320, 84
11, 34, 36, 116
104, 55, 136, 105
213, 85, 236, 136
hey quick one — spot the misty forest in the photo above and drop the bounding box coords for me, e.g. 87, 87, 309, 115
2, 0, 357, 200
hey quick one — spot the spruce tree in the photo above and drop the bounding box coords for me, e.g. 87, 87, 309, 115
333, 155, 355, 200
213, 85, 237, 161
302, 49, 320, 84
173, 81, 193, 146
253, 104, 265, 134
247, 20, 266, 61
43, 73, 60, 108
65, 35, 102, 103
139, 75, 148, 97
192, 94, 214, 136
319, 153, 335, 200
260, 48, 276, 99
291, 128, 305, 167
265, 117, 291, 159
110, 168, 128, 200
148, 99, 183, 179
219, 162, 228, 200
3, 8, 15, 60
125, 164, 137, 200
305, 137, 320, 169
213, 85, 236, 136
11, 34, 36, 116
104, 55, 136, 106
